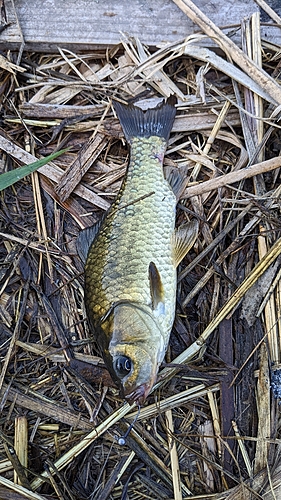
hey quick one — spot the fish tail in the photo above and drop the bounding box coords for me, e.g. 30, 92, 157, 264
113, 98, 176, 143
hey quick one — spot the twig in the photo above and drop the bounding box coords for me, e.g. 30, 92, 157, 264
254, 0, 281, 24
183, 156, 281, 198
165, 410, 182, 500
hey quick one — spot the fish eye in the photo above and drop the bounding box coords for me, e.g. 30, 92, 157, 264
114, 356, 132, 378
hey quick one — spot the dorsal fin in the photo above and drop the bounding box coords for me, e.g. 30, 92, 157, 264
172, 220, 199, 268
164, 166, 185, 200
76, 221, 101, 263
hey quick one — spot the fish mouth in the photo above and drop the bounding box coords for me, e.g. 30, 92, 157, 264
124, 383, 151, 405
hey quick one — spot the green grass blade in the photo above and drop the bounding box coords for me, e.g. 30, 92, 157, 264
0, 149, 67, 191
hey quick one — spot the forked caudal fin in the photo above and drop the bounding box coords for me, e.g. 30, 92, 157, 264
113, 98, 177, 143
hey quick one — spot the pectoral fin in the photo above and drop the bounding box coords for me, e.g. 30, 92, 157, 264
76, 221, 101, 263
148, 262, 165, 313
172, 220, 199, 268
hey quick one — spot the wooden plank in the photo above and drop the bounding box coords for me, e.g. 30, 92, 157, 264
0, 0, 22, 46
2, 0, 279, 52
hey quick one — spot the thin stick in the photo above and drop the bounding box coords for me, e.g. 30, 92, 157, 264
0, 475, 47, 500
0, 135, 110, 211
165, 410, 182, 500
247, 12, 280, 366
254, 342, 270, 474
232, 421, 253, 478
30, 402, 133, 490
254, 0, 281, 24
190, 100, 231, 181
183, 156, 281, 198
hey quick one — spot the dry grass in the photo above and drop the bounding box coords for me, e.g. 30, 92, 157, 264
0, 3, 281, 499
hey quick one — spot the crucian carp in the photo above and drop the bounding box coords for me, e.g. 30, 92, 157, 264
77, 98, 198, 405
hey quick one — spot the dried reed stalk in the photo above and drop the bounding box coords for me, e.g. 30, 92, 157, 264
172, 0, 281, 104
165, 409, 182, 500
159, 236, 281, 384
1, 8, 281, 496
183, 156, 281, 198
13, 417, 28, 486
0, 475, 47, 500
0, 135, 110, 211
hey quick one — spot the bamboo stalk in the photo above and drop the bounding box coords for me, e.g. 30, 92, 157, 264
208, 391, 222, 459
114, 451, 135, 484
16, 340, 101, 365
198, 420, 215, 491
128, 384, 220, 421
0, 459, 13, 473
37, 424, 60, 431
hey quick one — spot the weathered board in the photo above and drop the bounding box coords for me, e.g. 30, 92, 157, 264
0, 0, 280, 52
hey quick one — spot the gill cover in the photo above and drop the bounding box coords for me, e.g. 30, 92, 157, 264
100, 302, 164, 403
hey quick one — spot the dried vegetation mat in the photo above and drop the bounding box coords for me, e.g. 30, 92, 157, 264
1, 4, 281, 500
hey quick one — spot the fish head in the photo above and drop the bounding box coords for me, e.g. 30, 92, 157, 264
111, 344, 159, 404
101, 302, 165, 405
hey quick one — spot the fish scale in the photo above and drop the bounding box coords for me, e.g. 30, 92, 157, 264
79, 99, 198, 404
85, 136, 177, 336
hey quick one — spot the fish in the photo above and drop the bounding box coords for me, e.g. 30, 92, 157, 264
77, 98, 198, 405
